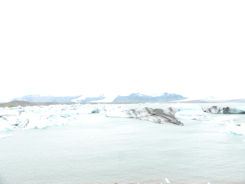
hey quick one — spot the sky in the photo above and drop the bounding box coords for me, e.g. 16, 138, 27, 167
0, 0, 245, 102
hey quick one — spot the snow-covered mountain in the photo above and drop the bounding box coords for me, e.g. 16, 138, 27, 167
113, 93, 186, 103
71, 95, 105, 103
13, 95, 79, 103
11, 93, 186, 103
5, 94, 245, 104
13, 95, 105, 103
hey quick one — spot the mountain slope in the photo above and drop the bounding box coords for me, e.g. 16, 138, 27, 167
13, 95, 105, 103
113, 93, 186, 103
13, 95, 79, 103
12, 93, 186, 103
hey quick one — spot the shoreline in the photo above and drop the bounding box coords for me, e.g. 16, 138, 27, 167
1, 100, 243, 108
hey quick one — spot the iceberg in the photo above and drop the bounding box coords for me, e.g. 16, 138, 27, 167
202, 106, 245, 114
104, 106, 183, 125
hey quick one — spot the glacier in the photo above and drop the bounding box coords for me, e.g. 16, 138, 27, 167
1, 103, 245, 136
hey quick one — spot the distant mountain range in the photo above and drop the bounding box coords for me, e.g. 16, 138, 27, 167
13, 95, 105, 103
11, 93, 186, 103
13, 95, 79, 103
113, 93, 186, 103
3, 94, 245, 106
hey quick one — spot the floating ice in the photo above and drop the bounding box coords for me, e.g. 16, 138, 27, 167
203, 106, 245, 114
226, 123, 245, 136
165, 177, 171, 183
0, 133, 12, 139
104, 106, 183, 125
1, 103, 245, 136
0, 104, 73, 132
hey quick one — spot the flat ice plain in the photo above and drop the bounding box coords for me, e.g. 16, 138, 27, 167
0, 103, 245, 184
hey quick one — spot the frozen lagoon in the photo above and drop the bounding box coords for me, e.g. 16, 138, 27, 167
0, 103, 245, 184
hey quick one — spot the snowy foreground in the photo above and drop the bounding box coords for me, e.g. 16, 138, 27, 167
0, 103, 245, 184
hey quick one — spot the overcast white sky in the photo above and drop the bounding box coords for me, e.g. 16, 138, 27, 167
0, 0, 245, 101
